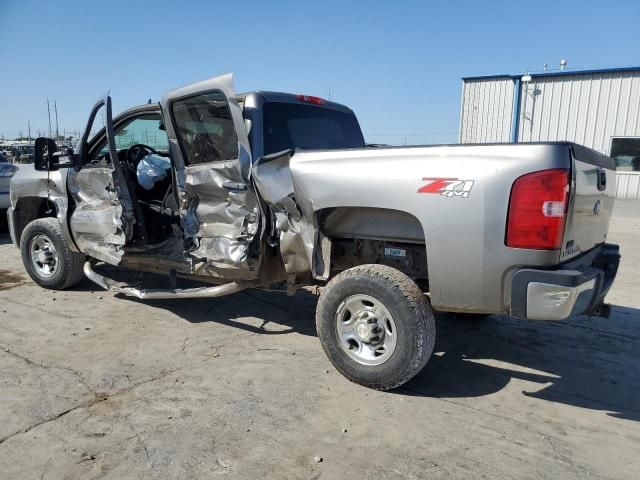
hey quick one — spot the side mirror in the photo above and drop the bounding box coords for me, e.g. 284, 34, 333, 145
34, 137, 75, 171
34, 137, 57, 171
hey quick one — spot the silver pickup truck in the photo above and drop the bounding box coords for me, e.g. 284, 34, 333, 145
7, 74, 620, 390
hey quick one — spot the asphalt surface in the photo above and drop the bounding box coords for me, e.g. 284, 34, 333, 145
0, 200, 639, 479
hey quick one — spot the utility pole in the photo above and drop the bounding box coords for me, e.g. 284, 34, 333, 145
27, 120, 31, 142
54, 101, 59, 140
47, 99, 52, 138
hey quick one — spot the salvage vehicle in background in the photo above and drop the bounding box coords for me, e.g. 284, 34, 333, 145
3, 144, 35, 163
0, 152, 18, 227
7, 74, 620, 390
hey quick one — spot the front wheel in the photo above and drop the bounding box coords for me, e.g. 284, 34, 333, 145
316, 264, 435, 390
20, 218, 86, 290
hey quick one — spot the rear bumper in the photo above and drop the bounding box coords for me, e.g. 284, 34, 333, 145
511, 243, 620, 320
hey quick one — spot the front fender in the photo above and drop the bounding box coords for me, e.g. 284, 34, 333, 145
9, 164, 77, 251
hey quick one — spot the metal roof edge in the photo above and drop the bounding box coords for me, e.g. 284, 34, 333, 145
461, 74, 514, 81
462, 65, 640, 82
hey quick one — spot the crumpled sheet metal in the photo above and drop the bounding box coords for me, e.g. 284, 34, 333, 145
163, 74, 264, 280
67, 167, 129, 266
179, 149, 261, 279
252, 151, 317, 278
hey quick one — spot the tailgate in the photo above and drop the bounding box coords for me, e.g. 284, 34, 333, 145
560, 144, 617, 261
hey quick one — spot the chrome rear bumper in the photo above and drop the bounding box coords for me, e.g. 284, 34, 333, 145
511, 244, 620, 320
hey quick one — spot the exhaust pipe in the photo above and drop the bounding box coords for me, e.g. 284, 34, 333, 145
83, 261, 246, 300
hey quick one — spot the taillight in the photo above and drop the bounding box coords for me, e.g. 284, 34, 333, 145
506, 168, 569, 250
296, 94, 326, 105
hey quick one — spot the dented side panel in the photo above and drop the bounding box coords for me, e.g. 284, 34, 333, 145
67, 167, 127, 264
162, 74, 262, 280
181, 161, 260, 277
251, 151, 329, 281
67, 95, 134, 266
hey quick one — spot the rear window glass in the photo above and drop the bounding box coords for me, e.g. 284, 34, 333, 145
262, 102, 365, 155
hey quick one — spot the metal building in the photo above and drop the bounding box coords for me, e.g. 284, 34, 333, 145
459, 66, 640, 198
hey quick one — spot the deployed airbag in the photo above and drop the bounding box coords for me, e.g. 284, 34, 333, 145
137, 154, 171, 190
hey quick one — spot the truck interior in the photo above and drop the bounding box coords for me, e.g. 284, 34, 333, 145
85, 111, 178, 246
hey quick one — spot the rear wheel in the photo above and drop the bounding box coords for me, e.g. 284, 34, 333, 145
316, 264, 435, 390
20, 218, 85, 290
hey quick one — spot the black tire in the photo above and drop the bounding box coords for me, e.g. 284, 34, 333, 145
316, 264, 435, 390
20, 218, 85, 290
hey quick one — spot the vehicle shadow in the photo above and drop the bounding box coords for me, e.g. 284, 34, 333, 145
401, 306, 640, 422
90, 266, 640, 421
93, 265, 319, 337
0, 232, 12, 245
129, 287, 320, 338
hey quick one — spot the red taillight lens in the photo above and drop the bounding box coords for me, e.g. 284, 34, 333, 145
506, 168, 569, 250
296, 94, 326, 105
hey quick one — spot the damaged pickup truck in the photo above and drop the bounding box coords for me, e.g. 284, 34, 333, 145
8, 74, 620, 390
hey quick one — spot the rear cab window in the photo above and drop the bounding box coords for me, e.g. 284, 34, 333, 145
262, 102, 365, 156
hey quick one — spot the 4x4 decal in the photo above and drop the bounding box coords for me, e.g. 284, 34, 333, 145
418, 177, 474, 198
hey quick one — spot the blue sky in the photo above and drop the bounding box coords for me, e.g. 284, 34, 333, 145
1, 0, 639, 144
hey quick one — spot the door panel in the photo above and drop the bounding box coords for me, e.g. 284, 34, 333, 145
67, 95, 135, 265
161, 74, 262, 279
68, 166, 128, 263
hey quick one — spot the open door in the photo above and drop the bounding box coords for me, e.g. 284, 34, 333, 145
160, 74, 262, 279
67, 94, 137, 265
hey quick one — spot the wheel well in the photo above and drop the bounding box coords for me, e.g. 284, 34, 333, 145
317, 207, 428, 287
12, 197, 58, 246
318, 207, 425, 244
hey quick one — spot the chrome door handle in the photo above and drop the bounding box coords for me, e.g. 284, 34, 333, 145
222, 182, 247, 192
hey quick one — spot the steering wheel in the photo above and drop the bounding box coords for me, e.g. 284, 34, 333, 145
126, 144, 158, 175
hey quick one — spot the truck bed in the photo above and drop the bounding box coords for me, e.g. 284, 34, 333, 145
283, 142, 617, 314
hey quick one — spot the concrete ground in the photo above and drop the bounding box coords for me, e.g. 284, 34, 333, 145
0, 201, 639, 480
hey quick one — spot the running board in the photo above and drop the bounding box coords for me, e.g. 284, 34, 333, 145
83, 261, 246, 300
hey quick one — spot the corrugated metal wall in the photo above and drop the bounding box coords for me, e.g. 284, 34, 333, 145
459, 77, 514, 143
517, 71, 640, 154
616, 172, 640, 199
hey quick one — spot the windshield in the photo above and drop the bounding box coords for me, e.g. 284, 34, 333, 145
262, 102, 365, 156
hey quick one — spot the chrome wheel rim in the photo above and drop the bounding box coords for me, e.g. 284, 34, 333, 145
29, 234, 59, 278
335, 294, 397, 366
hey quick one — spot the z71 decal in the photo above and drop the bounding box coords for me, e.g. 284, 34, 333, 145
418, 178, 475, 198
